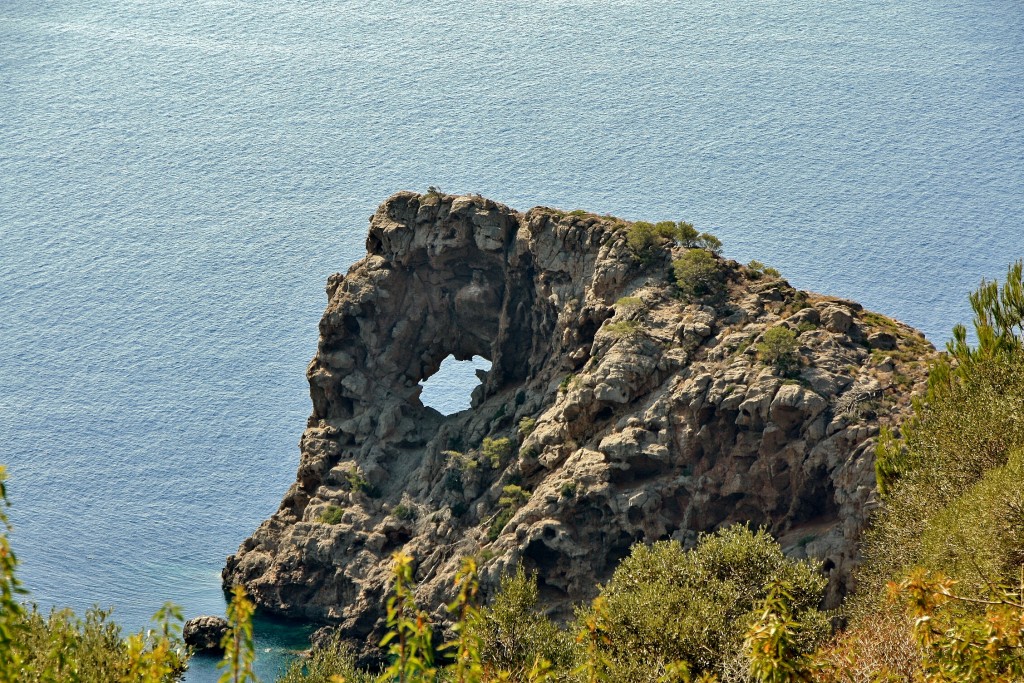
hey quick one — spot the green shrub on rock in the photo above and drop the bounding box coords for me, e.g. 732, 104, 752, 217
747, 260, 781, 280
614, 296, 644, 314
517, 417, 537, 438
488, 486, 531, 541
654, 221, 679, 239
695, 232, 722, 255
675, 220, 700, 247
603, 320, 641, 340
318, 505, 345, 525
392, 502, 417, 522
625, 221, 660, 261
481, 437, 512, 469
673, 249, 724, 299
757, 326, 799, 375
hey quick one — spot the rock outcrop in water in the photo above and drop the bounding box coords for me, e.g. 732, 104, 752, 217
223, 191, 934, 648
183, 615, 229, 653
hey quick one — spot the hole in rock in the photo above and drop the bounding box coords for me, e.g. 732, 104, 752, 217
419, 355, 492, 416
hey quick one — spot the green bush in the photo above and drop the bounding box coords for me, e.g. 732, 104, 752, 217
481, 437, 512, 469
488, 486, 531, 541
318, 505, 345, 525
638, 219, 719, 253
858, 260, 1024, 618
653, 221, 678, 239
277, 634, 371, 683
614, 296, 644, 314
917, 449, 1024, 597
444, 449, 478, 471
392, 503, 417, 522
625, 221, 659, 260
672, 249, 724, 298
10, 604, 188, 683
757, 326, 799, 375
603, 320, 641, 340
795, 321, 817, 335
517, 417, 537, 437
674, 221, 700, 247
342, 467, 369, 493
695, 232, 722, 255
624, 220, 721, 262
583, 525, 829, 681
747, 260, 781, 280
863, 348, 1024, 599
468, 567, 573, 676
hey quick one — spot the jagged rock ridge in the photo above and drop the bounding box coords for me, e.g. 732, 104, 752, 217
223, 191, 934, 646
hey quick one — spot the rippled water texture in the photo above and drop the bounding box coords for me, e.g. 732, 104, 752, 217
1, 1, 1022, 678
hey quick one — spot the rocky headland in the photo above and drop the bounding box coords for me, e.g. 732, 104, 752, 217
223, 191, 934, 651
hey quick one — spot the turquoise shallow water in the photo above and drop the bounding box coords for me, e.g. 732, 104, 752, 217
1, 1, 1022, 679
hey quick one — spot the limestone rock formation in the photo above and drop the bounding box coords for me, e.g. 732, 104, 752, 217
223, 191, 934, 649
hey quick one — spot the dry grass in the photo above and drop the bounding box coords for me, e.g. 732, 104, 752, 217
816, 605, 920, 682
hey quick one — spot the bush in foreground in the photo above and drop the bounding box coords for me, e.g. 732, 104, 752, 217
583, 526, 829, 682
0, 466, 187, 683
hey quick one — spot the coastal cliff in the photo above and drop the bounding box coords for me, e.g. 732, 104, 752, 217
223, 192, 933, 645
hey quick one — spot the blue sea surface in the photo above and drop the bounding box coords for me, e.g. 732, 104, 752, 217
1, 1, 1022, 679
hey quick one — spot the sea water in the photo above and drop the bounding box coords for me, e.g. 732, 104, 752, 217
1, 1, 1021, 679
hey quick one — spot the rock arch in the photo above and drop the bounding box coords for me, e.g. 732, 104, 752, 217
224, 191, 933, 650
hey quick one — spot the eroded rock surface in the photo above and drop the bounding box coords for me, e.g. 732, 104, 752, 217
183, 615, 229, 653
223, 191, 934, 648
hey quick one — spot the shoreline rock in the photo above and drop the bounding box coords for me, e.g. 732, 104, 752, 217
183, 615, 229, 653
223, 191, 935, 654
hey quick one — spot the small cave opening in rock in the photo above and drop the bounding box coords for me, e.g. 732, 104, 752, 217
419, 354, 492, 416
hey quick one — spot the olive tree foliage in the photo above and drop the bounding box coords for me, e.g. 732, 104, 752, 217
580, 526, 829, 682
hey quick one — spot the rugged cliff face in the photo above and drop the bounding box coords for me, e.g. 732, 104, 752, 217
223, 191, 933, 645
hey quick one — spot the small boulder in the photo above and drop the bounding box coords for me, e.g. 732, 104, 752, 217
183, 615, 229, 653
770, 383, 828, 429
820, 306, 853, 334
867, 331, 897, 350
788, 307, 820, 327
